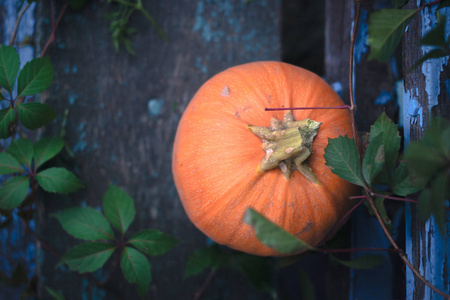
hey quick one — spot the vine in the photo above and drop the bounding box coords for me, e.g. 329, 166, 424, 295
243, 0, 450, 299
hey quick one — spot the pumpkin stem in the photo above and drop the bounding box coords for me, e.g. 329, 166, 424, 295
248, 111, 321, 182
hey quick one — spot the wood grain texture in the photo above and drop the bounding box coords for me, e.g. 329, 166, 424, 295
402, 2, 450, 299
35, 1, 280, 299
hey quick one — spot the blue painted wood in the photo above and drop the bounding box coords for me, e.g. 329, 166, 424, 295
0, 1, 38, 298
402, 2, 450, 299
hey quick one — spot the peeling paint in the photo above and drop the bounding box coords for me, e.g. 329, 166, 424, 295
147, 99, 164, 117
374, 90, 392, 105
405, 5, 450, 298
420, 6, 450, 112
193, 1, 213, 42
402, 87, 420, 144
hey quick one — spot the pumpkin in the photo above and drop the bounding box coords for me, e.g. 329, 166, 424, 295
172, 61, 357, 256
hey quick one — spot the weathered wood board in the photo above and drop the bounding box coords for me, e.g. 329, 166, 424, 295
403, 2, 450, 299
35, 1, 280, 299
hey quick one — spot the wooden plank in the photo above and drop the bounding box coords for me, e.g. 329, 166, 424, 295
402, 2, 450, 299
34, 1, 280, 299
323, 2, 352, 299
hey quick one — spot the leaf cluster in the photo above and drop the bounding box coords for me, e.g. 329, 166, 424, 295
107, 0, 167, 55
0, 45, 56, 137
324, 112, 449, 234
53, 184, 179, 298
0, 137, 83, 209
404, 116, 450, 234
367, 1, 450, 68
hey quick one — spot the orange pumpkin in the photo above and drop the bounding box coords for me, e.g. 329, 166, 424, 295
172, 61, 357, 256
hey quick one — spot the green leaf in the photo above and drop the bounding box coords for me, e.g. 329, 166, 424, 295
0, 176, 29, 210
103, 184, 136, 235
0, 107, 15, 139
370, 112, 401, 185
45, 287, 66, 300
36, 167, 84, 194
17, 102, 57, 130
392, 161, 422, 196
298, 268, 315, 300
0, 45, 20, 92
418, 171, 448, 235
390, 0, 407, 8
59, 242, 115, 273
330, 254, 384, 269
324, 135, 366, 187
244, 208, 315, 254
368, 9, 417, 62
184, 245, 229, 278
68, 0, 87, 10
17, 57, 54, 97
420, 12, 448, 48
7, 138, 33, 167
418, 188, 432, 221
0, 152, 24, 175
405, 143, 444, 188
52, 206, 115, 240
9, 262, 27, 287
33, 136, 64, 169
234, 253, 273, 293
374, 197, 393, 234
438, 0, 450, 9
121, 246, 151, 298
409, 48, 450, 72
421, 116, 450, 157
362, 133, 385, 185
129, 229, 179, 256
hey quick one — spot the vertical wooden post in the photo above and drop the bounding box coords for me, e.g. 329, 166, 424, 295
325, 1, 404, 299
402, 2, 450, 299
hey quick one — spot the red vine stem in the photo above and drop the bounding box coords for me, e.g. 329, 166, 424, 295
371, 192, 418, 204
348, 1, 360, 147
348, 2, 448, 297
9, 2, 31, 47
193, 270, 216, 300
265, 105, 351, 111
40, 1, 69, 57
365, 192, 449, 298
322, 198, 365, 243
26, 223, 62, 259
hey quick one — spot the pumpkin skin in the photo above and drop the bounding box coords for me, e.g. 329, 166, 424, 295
172, 61, 357, 256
